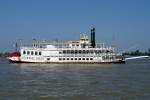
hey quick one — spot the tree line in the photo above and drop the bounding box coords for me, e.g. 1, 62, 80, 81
123, 49, 150, 56
0, 52, 9, 57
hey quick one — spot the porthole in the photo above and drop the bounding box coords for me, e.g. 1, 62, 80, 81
59, 58, 62, 60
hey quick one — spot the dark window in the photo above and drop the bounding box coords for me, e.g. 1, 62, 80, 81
71, 50, 74, 54
71, 58, 73, 60
87, 50, 89, 54
47, 58, 50, 60
59, 58, 62, 60
59, 52, 62, 54
75, 58, 77, 60
27, 51, 30, 55
67, 50, 70, 54
63, 50, 66, 54
106, 50, 110, 53
67, 58, 69, 60
82, 58, 85, 60
75, 50, 77, 54
76, 44, 79, 46
79, 50, 81, 54
31, 51, 34, 55
86, 58, 89, 60
23, 51, 26, 54
39, 52, 41, 55
35, 51, 38, 55
63, 58, 65, 60
83, 50, 85, 54
79, 58, 81, 60
90, 58, 93, 60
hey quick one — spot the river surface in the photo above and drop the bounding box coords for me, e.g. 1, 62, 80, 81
0, 58, 150, 100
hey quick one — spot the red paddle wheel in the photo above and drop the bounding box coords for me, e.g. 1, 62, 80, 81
8, 52, 21, 63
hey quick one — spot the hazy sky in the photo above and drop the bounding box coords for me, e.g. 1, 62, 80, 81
0, 0, 150, 51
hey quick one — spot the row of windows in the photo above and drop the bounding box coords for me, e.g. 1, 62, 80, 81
102, 56, 115, 60
23, 51, 42, 56
22, 57, 43, 60
59, 50, 113, 54
72, 44, 79, 47
59, 58, 93, 61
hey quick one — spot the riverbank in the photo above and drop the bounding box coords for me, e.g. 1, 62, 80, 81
123, 50, 150, 56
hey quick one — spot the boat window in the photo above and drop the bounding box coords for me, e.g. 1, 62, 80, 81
75, 58, 77, 60
59, 58, 62, 60
27, 51, 30, 55
83, 50, 85, 54
47, 58, 50, 60
39, 52, 41, 55
75, 50, 77, 54
87, 50, 89, 54
67, 58, 69, 60
90, 58, 93, 60
59, 52, 62, 54
71, 50, 74, 54
79, 58, 81, 60
71, 58, 73, 60
86, 58, 89, 60
79, 50, 81, 54
106, 50, 110, 53
63, 58, 65, 60
67, 50, 70, 54
35, 51, 37, 55
63, 50, 66, 54
31, 51, 34, 55
23, 51, 26, 54
82, 58, 85, 60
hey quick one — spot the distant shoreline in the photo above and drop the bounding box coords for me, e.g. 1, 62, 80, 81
123, 50, 150, 57
0, 52, 9, 57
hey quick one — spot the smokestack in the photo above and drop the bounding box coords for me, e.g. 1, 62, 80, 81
91, 28, 96, 48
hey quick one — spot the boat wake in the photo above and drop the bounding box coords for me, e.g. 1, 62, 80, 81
125, 56, 149, 61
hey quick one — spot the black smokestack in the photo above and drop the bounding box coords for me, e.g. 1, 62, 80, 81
91, 28, 96, 48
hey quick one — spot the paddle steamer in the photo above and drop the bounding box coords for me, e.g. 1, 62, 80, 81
8, 28, 125, 63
